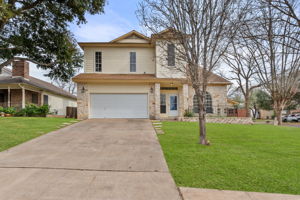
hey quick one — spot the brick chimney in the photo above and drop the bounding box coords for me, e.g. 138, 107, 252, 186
12, 60, 29, 78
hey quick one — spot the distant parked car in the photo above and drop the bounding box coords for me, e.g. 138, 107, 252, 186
282, 114, 300, 122
296, 114, 300, 122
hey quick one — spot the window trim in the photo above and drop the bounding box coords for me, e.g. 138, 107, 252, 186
43, 95, 49, 105
160, 94, 167, 114
130, 52, 136, 72
32, 93, 38, 104
160, 87, 178, 90
95, 51, 102, 72
193, 92, 213, 114
167, 43, 175, 66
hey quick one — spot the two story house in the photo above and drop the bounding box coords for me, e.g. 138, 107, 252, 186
73, 30, 231, 119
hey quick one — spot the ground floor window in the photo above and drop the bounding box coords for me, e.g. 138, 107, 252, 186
193, 92, 213, 114
160, 94, 166, 113
32, 93, 38, 104
43, 95, 49, 105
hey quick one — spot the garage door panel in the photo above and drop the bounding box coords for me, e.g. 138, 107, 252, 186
90, 94, 148, 118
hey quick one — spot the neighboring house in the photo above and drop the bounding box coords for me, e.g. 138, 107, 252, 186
259, 109, 274, 120
0, 61, 77, 116
73, 30, 231, 119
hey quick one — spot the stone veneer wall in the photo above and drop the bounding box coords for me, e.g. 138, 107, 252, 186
148, 84, 156, 119
77, 83, 89, 120
187, 85, 228, 116
178, 117, 253, 124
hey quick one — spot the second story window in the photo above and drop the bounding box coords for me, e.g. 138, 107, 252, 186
130, 52, 136, 72
167, 43, 175, 66
95, 52, 102, 72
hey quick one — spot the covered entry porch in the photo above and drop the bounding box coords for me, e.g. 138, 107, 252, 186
0, 84, 45, 109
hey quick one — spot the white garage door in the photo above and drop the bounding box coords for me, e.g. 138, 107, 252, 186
90, 94, 148, 118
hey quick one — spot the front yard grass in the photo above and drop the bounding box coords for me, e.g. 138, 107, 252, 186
0, 117, 78, 152
159, 122, 300, 195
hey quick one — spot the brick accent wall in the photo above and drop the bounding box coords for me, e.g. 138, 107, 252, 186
10, 89, 41, 109
10, 89, 22, 108
12, 61, 29, 78
25, 90, 41, 106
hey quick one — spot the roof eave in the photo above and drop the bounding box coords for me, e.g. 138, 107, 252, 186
0, 78, 77, 100
78, 42, 154, 49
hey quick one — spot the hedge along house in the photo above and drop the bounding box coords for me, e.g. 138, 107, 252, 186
0, 60, 77, 116
73, 30, 231, 120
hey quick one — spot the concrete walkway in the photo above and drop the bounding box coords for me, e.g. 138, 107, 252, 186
180, 187, 300, 200
0, 119, 181, 200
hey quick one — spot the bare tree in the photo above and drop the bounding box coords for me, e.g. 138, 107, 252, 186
223, 41, 261, 117
268, 0, 300, 27
242, 0, 300, 125
137, 0, 247, 145
52, 80, 77, 95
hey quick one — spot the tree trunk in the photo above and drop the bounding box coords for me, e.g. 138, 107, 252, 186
273, 102, 283, 126
198, 100, 207, 145
195, 87, 209, 145
244, 93, 250, 117
275, 108, 283, 126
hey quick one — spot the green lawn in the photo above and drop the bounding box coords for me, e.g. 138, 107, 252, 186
0, 117, 78, 152
159, 122, 300, 195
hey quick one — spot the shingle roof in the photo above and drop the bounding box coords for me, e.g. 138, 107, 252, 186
0, 76, 77, 100
206, 72, 231, 84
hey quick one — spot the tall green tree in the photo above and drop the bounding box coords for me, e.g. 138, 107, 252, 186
0, 0, 105, 81
255, 90, 273, 111
286, 92, 300, 111
250, 89, 273, 119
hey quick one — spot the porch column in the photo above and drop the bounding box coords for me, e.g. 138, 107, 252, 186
179, 84, 189, 117
21, 86, 25, 109
183, 84, 189, 111
7, 86, 10, 107
154, 83, 160, 119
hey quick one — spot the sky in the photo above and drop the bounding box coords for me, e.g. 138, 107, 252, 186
30, 0, 142, 81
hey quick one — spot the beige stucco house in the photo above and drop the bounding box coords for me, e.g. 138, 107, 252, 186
0, 61, 77, 116
73, 30, 231, 120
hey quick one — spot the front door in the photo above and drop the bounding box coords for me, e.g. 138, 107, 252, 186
169, 94, 178, 116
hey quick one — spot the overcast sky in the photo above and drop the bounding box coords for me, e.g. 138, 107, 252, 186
31, 0, 141, 81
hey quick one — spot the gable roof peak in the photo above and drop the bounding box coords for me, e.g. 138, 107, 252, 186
110, 30, 150, 43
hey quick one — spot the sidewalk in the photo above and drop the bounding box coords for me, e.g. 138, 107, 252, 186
180, 187, 300, 200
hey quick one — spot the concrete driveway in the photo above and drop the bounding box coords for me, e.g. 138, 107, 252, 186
0, 119, 181, 200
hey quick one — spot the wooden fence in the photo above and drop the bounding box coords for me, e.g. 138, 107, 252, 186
66, 107, 77, 118
227, 108, 247, 117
